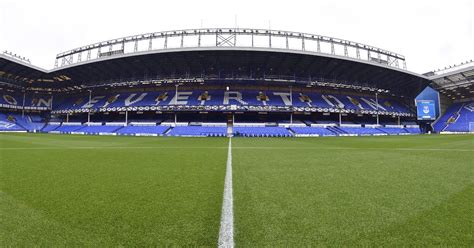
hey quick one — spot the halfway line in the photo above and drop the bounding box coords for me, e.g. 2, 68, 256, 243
218, 138, 234, 247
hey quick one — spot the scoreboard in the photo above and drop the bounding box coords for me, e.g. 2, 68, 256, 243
416, 100, 436, 120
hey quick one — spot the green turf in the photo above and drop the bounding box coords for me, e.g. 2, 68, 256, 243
1, 133, 473, 246
233, 135, 474, 246
0, 133, 228, 246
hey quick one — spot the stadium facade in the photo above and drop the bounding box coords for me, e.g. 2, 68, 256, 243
1, 28, 473, 136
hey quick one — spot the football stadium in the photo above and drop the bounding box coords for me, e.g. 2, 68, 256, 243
1, 26, 473, 246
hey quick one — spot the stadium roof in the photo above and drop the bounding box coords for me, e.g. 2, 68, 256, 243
427, 61, 474, 101
0, 28, 431, 97
0, 54, 50, 87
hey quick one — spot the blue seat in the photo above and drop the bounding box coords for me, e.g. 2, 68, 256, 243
233, 126, 292, 137
117, 125, 170, 135
290, 127, 336, 136
167, 126, 227, 136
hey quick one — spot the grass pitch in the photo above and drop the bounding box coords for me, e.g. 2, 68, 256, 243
1, 133, 473, 246
233, 135, 473, 246
1, 134, 228, 246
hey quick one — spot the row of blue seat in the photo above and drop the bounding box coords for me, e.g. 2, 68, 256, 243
0, 113, 45, 131
49, 90, 411, 114
443, 102, 474, 132
40, 124, 420, 137
44, 125, 170, 135
234, 127, 291, 137
433, 101, 474, 133
168, 126, 227, 136
43, 124, 227, 136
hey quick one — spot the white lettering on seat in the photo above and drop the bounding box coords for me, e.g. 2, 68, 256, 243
224, 91, 247, 105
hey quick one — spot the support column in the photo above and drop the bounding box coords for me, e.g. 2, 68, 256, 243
175, 84, 179, 105
125, 110, 128, 125
289, 85, 293, 124
289, 86, 293, 105
87, 90, 92, 126
21, 92, 26, 117
375, 92, 379, 125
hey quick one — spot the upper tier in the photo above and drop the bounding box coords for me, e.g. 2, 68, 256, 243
46, 89, 413, 116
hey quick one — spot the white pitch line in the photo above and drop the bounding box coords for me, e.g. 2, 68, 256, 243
231, 147, 474, 152
218, 138, 234, 248
0, 146, 472, 152
0, 146, 227, 150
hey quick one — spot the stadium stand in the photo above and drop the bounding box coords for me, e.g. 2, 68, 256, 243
0, 108, 427, 137
377, 127, 409, 135
78, 125, 123, 134
8, 28, 473, 138
404, 127, 422, 134
54, 123, 84, 133
50, 90, 412, 116
11, 113, 44, 131
442, 102, 474, 132
0, 112, 44, 131
338, 126, 386, 135
116, 125, 170, 136
168, 126, 227, 137
0, 113, 26, 131
432, 103, 464, 132
234, 126, 292, 137
42, 123, 61, 132
290, 127, 336, 136
0, 94, 51, 111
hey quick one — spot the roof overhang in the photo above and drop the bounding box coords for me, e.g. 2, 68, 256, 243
51, 46, 428, 79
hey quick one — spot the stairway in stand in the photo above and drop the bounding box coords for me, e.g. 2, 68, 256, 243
227, 115, 234, 137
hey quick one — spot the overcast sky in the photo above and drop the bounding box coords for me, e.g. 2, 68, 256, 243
0, 0, 472, 74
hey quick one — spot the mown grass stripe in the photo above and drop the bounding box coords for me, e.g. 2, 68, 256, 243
1, 146, 472, 152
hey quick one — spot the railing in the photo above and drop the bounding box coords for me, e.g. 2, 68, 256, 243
55, 28, 407, 70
